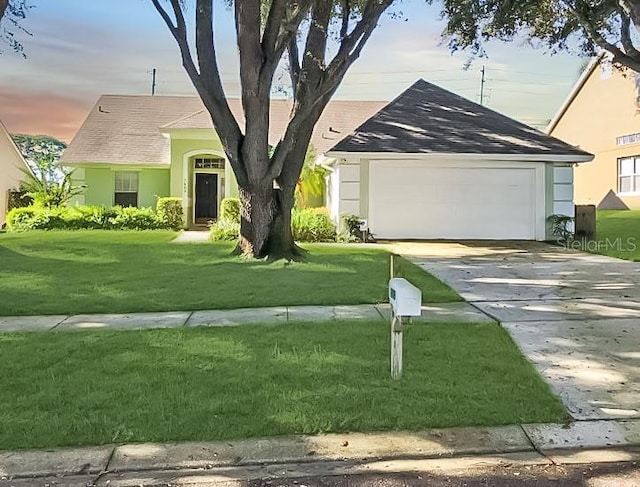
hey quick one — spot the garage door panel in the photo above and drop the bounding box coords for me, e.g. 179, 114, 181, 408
369, 161, 538, 240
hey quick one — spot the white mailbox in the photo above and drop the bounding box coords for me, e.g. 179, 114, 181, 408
389, 278, 422, 317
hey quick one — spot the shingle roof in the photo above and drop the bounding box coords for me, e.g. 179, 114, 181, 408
329, 79, 593, 158
61, 95, 385, 165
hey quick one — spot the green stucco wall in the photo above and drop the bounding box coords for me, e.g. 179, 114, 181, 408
139, 169, 171, 207
82, 168, 113, 206
72, 166, 170, 208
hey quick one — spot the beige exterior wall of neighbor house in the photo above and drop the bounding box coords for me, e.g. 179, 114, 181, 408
0, 120, 29, 227
549, 58, 640, 209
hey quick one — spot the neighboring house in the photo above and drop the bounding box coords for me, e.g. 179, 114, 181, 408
61, 96, 385, 227
0, 119, 30, 227
548, 54, 640, 210
325, 79, 593, 241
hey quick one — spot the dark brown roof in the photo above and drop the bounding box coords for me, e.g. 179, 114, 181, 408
61, 95, 385, 165
330, 79, 593, 158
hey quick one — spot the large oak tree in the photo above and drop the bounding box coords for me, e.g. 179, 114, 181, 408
433, 0, 640, 73
152, 0, 394, 259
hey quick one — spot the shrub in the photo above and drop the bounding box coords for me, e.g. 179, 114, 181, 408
6, 207, 39, 232
5, 205, 168, 232
548, 214, 575, 242
64, 206, 109, 229
6, 206, 68, 231
210, 217, 240, 241
108, 206, 162, 230
338, 214, 374, 243
220, 197, 241, 223
292, 207, 336, 242
157, 197, 184, 230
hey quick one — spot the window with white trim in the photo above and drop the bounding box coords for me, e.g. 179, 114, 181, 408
618, 157, 640, 194
114, 171, 139, 207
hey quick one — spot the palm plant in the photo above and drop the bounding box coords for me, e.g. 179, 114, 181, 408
20, 153, 85, 208
295, 146, 328, 208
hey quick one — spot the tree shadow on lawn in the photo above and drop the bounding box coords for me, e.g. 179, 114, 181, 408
0, 237, 455, 316
0, 321, 566, 450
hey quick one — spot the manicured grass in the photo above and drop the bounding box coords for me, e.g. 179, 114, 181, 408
581, 210, 640, 261
0, 231, 460, 316
0, 321, 566, 450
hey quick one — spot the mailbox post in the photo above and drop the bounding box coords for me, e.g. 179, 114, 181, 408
388, 277, 422, 379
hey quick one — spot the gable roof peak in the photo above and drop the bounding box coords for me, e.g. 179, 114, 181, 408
329, 79, 593, 158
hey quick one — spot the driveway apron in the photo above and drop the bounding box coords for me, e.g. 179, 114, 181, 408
394, 241, 640, 421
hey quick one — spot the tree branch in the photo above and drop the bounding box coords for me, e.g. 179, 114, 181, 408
152, 0, 246, 184
619, 0, 640, 30
287, 36, 301, 98
619, 8, 640, 59
262, 0, 288, 61
268, 0, 394, 181
573, 5, 640, 72
194, 0, 246, 183
301, 0, 333, 81
150, 0, 199, 80
340, 0, 351, 40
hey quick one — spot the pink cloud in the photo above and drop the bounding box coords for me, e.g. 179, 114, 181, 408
0, 88, 92, 142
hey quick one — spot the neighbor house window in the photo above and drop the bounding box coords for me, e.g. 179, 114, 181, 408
194, 157, 225, 169
618, 157, 640, 194
114, 171, 139, 207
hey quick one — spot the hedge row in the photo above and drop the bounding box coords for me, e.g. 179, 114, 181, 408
6, 198, 184, 232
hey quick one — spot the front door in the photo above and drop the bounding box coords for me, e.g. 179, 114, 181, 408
195, 173, 218, 224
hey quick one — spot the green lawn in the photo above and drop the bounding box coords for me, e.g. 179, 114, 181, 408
585, 210, 640, 261
0, 321, 566, 450
0, 231, 460, 316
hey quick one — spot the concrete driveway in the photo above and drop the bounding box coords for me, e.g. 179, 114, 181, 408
393, 241, 640, 421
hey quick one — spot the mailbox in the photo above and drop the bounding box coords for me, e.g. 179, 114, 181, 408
389, 278, 422, 317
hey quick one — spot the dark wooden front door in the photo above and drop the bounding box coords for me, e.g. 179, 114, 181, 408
195, 173, 218, 223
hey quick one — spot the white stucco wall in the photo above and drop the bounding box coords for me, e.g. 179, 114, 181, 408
0, 121, 29, 227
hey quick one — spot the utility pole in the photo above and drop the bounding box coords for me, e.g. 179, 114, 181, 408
480, 65, 486, 106
151, 68, 157, 96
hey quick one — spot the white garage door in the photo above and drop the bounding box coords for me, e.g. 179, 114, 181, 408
369, 160, 540, 240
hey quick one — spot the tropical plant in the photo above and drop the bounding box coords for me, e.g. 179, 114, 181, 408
295, 145, 328, 209
19, 153, 85, 208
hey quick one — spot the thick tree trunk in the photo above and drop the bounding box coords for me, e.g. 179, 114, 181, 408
268, 184, 306, 260
235, 185, 275, 258
235, 183, 304, 260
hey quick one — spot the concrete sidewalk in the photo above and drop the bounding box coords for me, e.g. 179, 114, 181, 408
0, 302, 493, 333
3, 420, 640, 486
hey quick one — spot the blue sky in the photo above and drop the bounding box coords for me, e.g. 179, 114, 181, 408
0, 0, 586, 141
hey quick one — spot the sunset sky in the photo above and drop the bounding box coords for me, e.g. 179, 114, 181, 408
0, 0, 586, 143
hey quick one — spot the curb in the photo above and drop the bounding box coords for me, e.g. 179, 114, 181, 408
3, 419, 640, 483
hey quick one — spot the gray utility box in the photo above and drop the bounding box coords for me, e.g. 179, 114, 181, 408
389, 278, 422, 317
